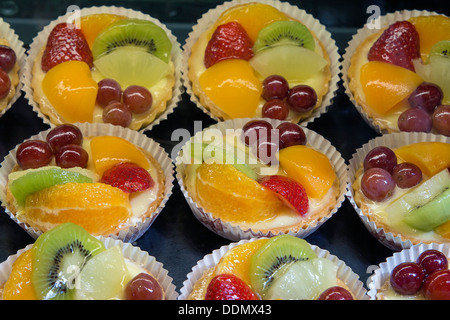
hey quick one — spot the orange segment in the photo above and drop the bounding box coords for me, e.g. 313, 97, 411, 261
199, 59, 262, 118
23, 182, 131, 236
394, 142, 450, 177
2, 249, 37, 300
409, 15, 450, 61
360, 61, 423, 115
213, 3, 288, 42
435, 220, 450, 239
89, 136, 150, 175
195, 163, 284, 223
278, 145, 336, 199
42, 61, 98, 123
214, 239, 269, 287
79, 13, 126, 48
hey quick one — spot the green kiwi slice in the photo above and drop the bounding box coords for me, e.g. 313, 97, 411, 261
91, 18, 172, 63
31, 223, 106, 300
250, 235, 317, 297
429, 40, 450, 59
253, 21, 315, 53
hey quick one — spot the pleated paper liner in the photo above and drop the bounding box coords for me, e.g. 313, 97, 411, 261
0, 122, 174, 242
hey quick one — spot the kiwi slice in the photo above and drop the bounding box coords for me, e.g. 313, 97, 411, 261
429, 40, 450, 59
8, 167, 93, 207
253, 21, 315, 53
91, 18, 172, 63
31, 223, 106, 300
250, 234, 317, 297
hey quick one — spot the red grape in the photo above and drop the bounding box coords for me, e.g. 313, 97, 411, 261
16, 140, 53, 170
363, 146, 397, 174
96, 78, 122, 107
124, 273, 163, 300
417, 249, 448, 277
361, 167, 396, 201
423, 269, 450, 300
286, 85, 317, 113
123, 85, 153, 114
262, 75, 289, 100
392, 162, 422, 189
398, 108, 432, 133
317, 286, 353, 300
262, 99, 289, 120
0, 68, 11, 100
241, 120, 273, 146
0, 45, 16, 72
277, 122, 306, 149
46, 124, 83, 153
55, 144, 88, 168
102, 102, 132, 127
432, 105, 450, 137
390, 262, 425, 295
408, 82, 443, 114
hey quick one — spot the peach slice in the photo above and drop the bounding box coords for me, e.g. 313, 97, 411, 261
394, 142, 450, 177
278, 145, 336, 199
90, 136, 150, 175
42, 61, 98, 123
199, 59, 262, 118
360, 61, 423, 115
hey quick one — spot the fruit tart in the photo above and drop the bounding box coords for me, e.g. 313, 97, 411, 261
23, 6, 182, 131
348, 132, 450, 250
179, 235, 368, 300
0, 123, 173, 242
0, 223, 178, 300
175, 118, 347, 240
183, 0, 339, 123
368, 243, 450, 300
344, 11, 450, 136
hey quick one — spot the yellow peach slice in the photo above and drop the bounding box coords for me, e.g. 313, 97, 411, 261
278, 145, 336, 198
394, 142, 450, 177
199, 59, 262, 118
360, 61, 423, 115
90, 136, 150, 175
42, 61, 98, 123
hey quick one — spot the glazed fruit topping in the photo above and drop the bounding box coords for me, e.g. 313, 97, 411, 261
100, 162, 154, 193
262, 74, 289, 100
432, 105, 450, 137
55, 144, 89, 169
102, 101, 132, 128
317, 286, 353, 300
205, 273, 259, 300
124, 272, 164, 300
204, 21, 254, 68
417, 249, 448, 276
0, 45, 16, 72
398, 108, 433, 133
286, 84, 317, 113
390, 262, 425, 295
363, 146, 397, 174
0, 68, 11, 100
277, 122, 307, 149
123, 85, 153, 114
96, 78, 122, 107
368, 20, 420, 71
16, 140, 53, 170
392, 162, 423, 189
41, 23, 93, 72
408, 82, 443, 114
262, 99, 289, 120
361, 167, 396, 202
46, 124, 83, 153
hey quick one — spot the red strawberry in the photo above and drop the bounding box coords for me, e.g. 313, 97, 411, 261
41, 23, 93, 72
258, 175, 309, 216
368, 20, 420, 71
205, 274, 259, 300
204, 21, 254, 68
100, 162, 154, 193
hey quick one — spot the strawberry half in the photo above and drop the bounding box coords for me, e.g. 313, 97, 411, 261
205, 274, 259, 300
41, 23, 93, 72
100, 162, 154, 193
368, 20, 420, 71
258, 175, 309, 216
204, 21, 254, 68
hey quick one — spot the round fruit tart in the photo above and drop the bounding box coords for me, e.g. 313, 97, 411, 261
0, 223, 178, 300
349, 133, 450, 249
183, 0, 339, 123
368, 244, 450, 300
176, 118, 347, 240
344, 12, 450, 136
0, 123, 172, 241
24, 7, 181, 131
179, 235, 368, 300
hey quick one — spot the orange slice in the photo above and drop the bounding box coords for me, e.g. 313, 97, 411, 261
2, 249, 37, 300
360, 61, 423, 115
195, 163, 283, 223
79, 13, 126, 48
23, 182, 132, 235
214, 238, 269, 287
199, 59, 262, 118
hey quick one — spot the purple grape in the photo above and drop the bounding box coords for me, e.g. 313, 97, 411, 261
432, 105, 450, 137
0, 45, 16, 72
124, 273, 163, 300
408, 82, 443, 114
262, 99, 289, 120
363, 146, 397, 174
276, 122, 306, 149
392, 162, 422, 189
390, 262, 425, 295
262, 75, 289, 101
123, 85, 153, 114
96, 78, 122, 107
286, 85, 317, 113
241, 120, 273, 146
102, 102, 132, 127
46, 124, 83, 153
361, 167, 396, 201
398, 108, 432, 133
317, 286, 353, 300
16, 140, 53, 170
0, 68, 11, 100
417, 249, 449, 277
55, 144, 89, 168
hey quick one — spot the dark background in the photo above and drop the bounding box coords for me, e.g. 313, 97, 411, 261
0, 0, 448, 298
